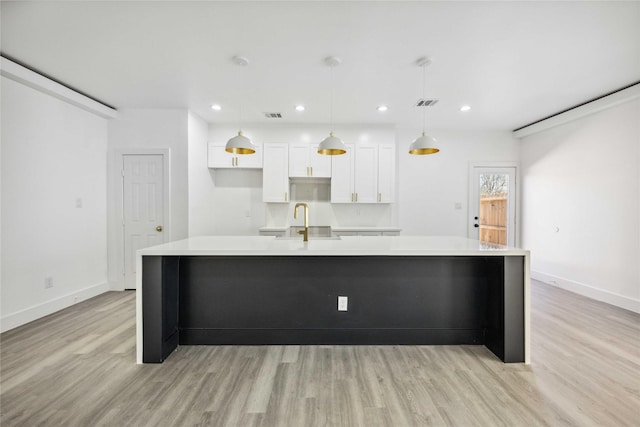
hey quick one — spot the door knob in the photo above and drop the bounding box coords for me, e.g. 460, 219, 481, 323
156, 225, 163, 232
474, 224, 479, 228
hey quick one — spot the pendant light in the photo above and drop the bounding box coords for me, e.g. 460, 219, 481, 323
226, 55, 256, 155
317, 56, 347, 155
409, 57, 440, 155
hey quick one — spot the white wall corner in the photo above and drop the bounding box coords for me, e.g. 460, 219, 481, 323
532, 271, 640, 314
513, 83, 640, 138
0, 56, 118, 120
0, 282, 110, 333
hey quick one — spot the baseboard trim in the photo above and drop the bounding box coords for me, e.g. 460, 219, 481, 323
0, 282, 109, 332
531, 271, 640, 314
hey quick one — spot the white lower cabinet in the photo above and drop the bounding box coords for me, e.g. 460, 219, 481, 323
258, 230, 287, 238
262, 143, 289, 202
332, 230, 401, 237
331, 144, 394, 203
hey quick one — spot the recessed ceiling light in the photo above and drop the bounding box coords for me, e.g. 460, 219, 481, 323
295, 105, 305, 112
460, 105, 471, 112
211, 104, 222, 111
377, 105, 388, 112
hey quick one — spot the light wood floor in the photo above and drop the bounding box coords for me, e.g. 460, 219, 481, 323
1, 281, 639, 426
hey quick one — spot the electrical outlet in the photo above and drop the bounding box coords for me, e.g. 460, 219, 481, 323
44, 277, 54, 288
338, 296, 348, 311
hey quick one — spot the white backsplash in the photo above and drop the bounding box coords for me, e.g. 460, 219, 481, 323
265, 201, 392, 228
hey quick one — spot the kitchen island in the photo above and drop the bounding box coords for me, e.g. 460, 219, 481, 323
136, 236, 530, 364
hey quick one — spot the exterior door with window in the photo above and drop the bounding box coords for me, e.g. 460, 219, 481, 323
469, 166, 516, 247
123, 154, 166, 289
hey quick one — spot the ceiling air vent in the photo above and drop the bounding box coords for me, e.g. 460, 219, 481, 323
415, 99, 439, 107
263, 112, 283, 118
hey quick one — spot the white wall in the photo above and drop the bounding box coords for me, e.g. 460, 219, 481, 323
187, 112, 210, 236
1, 76, 109, 331
520, 98, 640, 313
189, 124, 396, 236
396, 128, 520, 237
107, 109, 189, 288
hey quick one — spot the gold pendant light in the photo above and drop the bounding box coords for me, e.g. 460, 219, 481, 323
318, 56, 347, 155
409, 57, 440, 155
226, 56, 256, 155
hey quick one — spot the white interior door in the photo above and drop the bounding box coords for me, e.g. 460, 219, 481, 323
469, 166, 516, 247
123, 154, 165, 289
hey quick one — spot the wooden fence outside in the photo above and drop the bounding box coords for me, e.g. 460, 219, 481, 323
480, 194, 507, 245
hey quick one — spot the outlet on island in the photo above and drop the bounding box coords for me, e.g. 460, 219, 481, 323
337, 295, 348, 311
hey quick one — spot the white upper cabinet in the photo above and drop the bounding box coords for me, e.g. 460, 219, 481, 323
207, 142, 263, 168
288, 143, 331, 178
353, 145, 378, 203
331, 144, 395, 204
330, 144, 355, 203
262, 143, 290, 203
377, 143, 395, 203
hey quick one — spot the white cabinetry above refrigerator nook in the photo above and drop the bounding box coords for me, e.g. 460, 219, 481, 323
207, 142, 263, 168
288, 143, 331, 178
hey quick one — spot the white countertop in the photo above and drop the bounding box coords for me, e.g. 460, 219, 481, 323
259, 226, 402, 232
137, 235, 529, 257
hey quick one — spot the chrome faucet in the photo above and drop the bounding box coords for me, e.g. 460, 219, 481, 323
293, 202, 309, 242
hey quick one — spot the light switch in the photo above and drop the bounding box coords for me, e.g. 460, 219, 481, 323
338, 296, 348, 311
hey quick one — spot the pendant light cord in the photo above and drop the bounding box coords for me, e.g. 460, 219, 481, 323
422, 63, 426, 134
329, 63, 334, 134
239, 67, 244, 133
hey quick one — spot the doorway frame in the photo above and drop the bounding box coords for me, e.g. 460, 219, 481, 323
468, 161, 520, 247
108, 148, 171, 291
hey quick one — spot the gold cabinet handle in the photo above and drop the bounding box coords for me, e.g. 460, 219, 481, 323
378, 193, 381, 202
355, 193, 358, 202
310, 166, 313, 176
351, 193, 354, 202
285, 192, 288, 201
156, 225, 163, 232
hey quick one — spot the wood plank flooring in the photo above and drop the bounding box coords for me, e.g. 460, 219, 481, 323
1, 281, 639, 426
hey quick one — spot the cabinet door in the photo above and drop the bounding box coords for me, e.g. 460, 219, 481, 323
263, 143, 290, 203
331, 144, 355, 203
289, 144, 309, 177
308, 143, 331, 177
354, 145, 378, 203
207, 142, 235, 168
377, 144, 395, 203
236, 143, 263, 168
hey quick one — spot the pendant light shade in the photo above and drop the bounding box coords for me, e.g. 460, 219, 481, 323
318, 56, 346, 156
410, 56, 440, 156
226, 130, 256, 154
409, 132, 439, 155
225, 55, 255, 155
318, 132, 347, 155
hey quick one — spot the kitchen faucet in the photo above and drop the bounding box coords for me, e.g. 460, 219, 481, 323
293, 203, 309, 242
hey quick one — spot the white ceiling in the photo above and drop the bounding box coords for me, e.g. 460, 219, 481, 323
2, 1, 639, 130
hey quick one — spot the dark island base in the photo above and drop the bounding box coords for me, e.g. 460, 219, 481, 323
180, 328, 484, 346
143, 256, 524, 364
